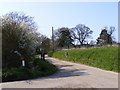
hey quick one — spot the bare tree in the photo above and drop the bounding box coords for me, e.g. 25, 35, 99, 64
71, 24, 93, 46
108, 26, 115, 36
109, 26, 116, 44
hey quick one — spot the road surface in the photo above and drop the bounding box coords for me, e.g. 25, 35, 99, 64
2, 56, 118, 88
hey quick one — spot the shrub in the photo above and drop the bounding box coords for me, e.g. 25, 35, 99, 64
33, 58, 58, 76
1, 12, 38, 69
2, 67, 36, 82
2, 57, 58, 82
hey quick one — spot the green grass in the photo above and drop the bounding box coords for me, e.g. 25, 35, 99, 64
2, 56, 58, 82
48, 46, 119, 72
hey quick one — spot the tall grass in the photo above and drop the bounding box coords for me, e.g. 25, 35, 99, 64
48, 46, 119, 72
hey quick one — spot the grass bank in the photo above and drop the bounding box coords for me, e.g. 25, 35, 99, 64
2, 56, 58, 82
48, 46, 119, 72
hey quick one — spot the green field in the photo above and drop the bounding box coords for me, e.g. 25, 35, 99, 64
48, 46, 119, 72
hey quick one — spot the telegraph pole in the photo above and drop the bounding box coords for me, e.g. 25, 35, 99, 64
52, 27, 54, 51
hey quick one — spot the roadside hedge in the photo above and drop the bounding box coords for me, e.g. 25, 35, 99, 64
2, 57, 58, 82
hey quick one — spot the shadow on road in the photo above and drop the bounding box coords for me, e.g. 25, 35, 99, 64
47, 69, 89, 79
57, 64, 73, 68
33, 57, 90, 80
33, 63, 90, 81
44, 64, 90, 79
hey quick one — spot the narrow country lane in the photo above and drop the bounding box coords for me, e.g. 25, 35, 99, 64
2, 56, 118, 88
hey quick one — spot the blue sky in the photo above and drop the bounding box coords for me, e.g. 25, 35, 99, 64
0, 2, 118, 42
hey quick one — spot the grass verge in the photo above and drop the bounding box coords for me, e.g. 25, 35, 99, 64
2, 56, 58, 82
48, 46, 119, 72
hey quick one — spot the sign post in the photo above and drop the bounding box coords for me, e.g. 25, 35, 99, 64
21, 57, 25, 67
13, 50, 26, 67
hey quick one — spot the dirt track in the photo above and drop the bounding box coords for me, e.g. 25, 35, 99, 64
2, 56, 118, 88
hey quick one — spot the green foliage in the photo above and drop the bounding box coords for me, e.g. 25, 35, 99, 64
2, 67, 38, 82
97, 29, 112, 45
1, 12, 39, 69
33, 58, 58, 76
48, 50, 59, 57
55, 27, 74, 48
2, 56, 58, 82
48, 46, 119, 72
40, 35, 51, 53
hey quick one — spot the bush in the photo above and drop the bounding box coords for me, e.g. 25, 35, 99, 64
2, 67, 39, 82
33, 58, 58, 76
2, 57, 58, 82
48, 51, 54, 57
1, 12, 38, 69
48, 50, 59, 57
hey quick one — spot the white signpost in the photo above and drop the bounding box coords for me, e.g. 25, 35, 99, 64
14, 50, 25, 67
21, 57, 25, 67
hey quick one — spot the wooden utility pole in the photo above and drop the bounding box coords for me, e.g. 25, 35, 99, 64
52, 27, 54, 51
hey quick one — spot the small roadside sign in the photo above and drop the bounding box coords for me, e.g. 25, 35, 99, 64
21, 57, 25, 67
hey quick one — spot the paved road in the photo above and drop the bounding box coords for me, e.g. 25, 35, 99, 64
2, 56, 118, 88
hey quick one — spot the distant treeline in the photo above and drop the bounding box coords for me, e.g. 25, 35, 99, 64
51, 25, 117, 50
